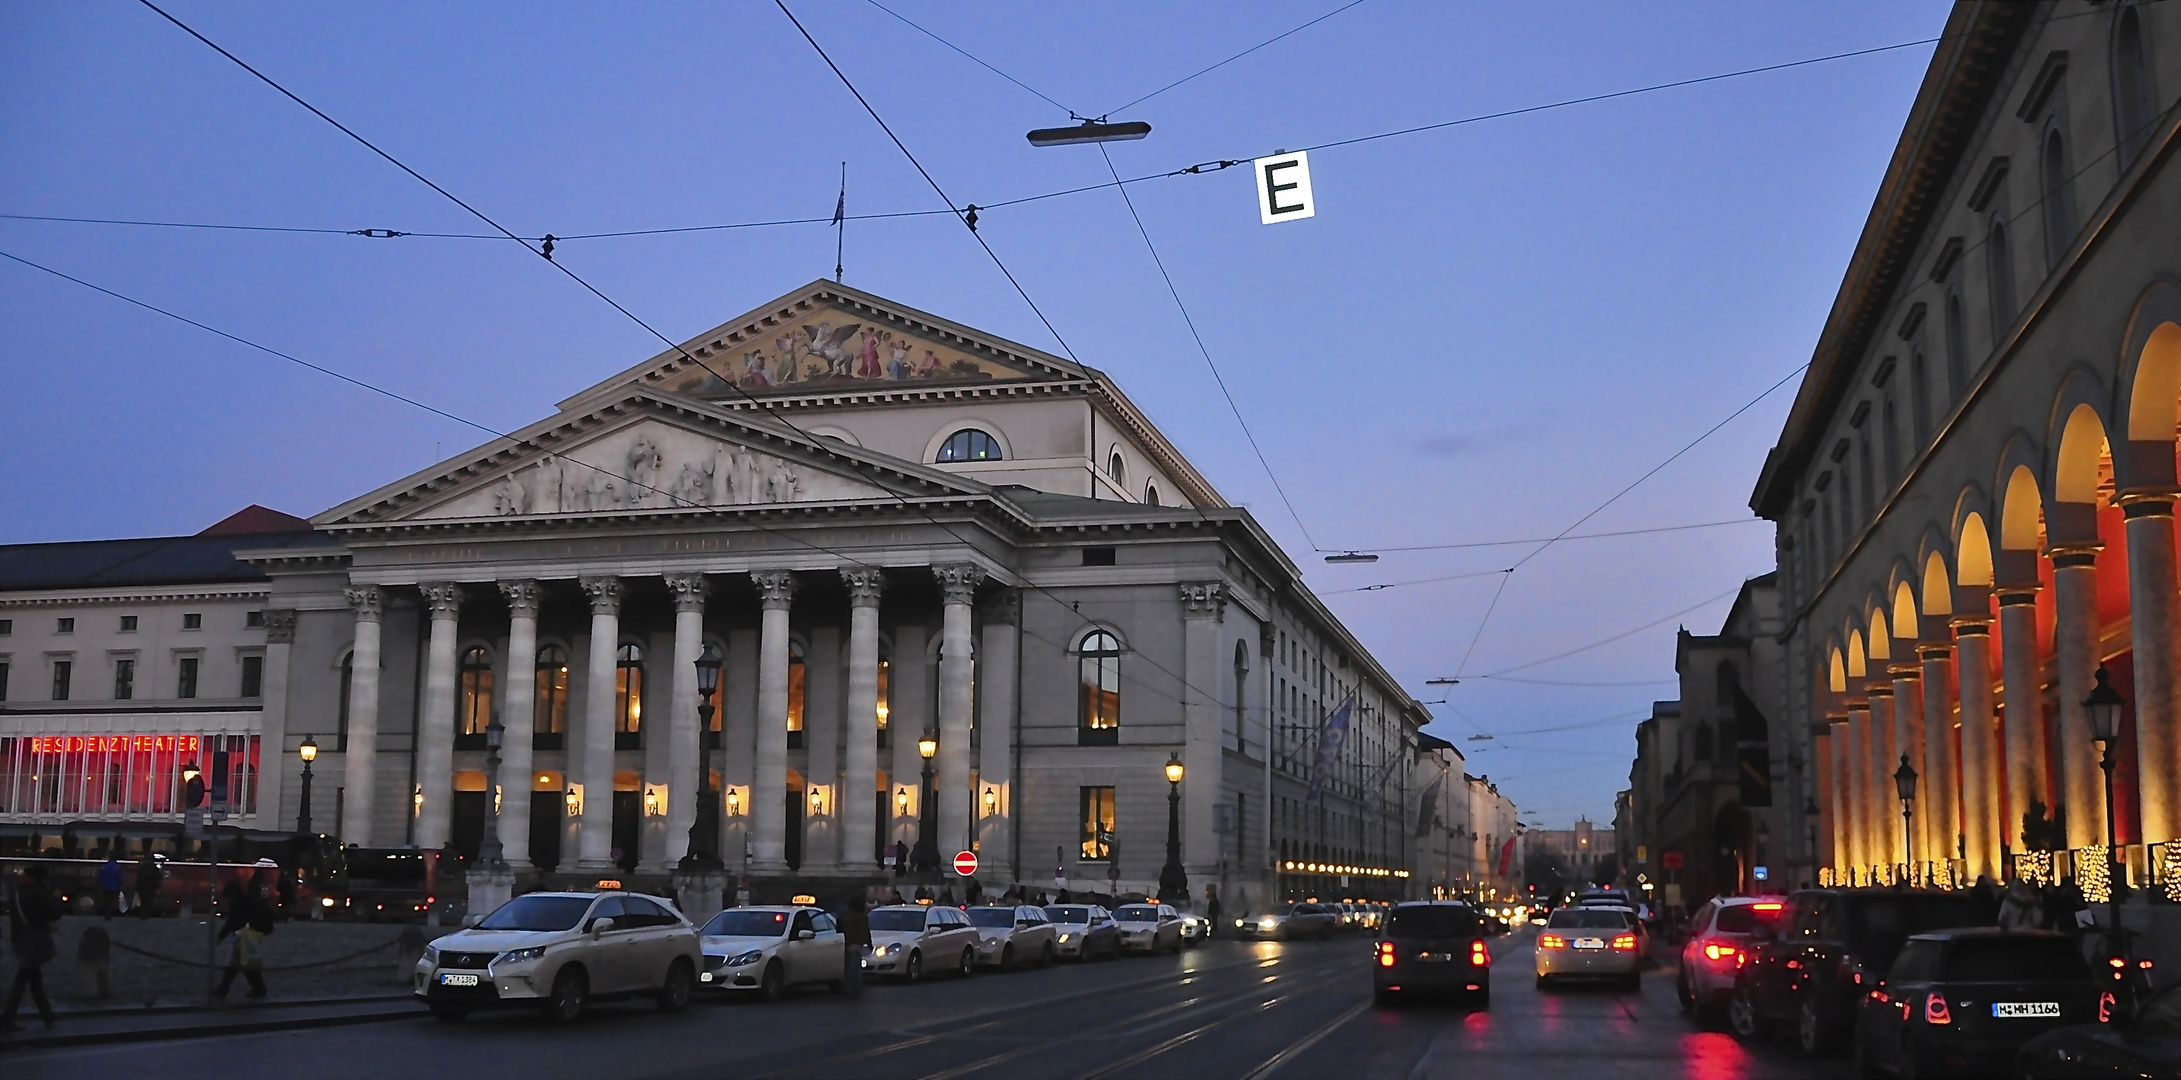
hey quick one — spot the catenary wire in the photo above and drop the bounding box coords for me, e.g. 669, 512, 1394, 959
1482, 585, 1742, 677
1355, 516, 1765, 553
1103, 0, 1371, 116
862, 0, 1073, 114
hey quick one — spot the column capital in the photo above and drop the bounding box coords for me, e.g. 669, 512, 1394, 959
1887, 662, 1922, 680
664, 573, 710, 613
580, 576, 624, 616
933, 564, 986, 606
1825, 713, 1850, 727
499, 579, 543, 618
420, 582, 466, 619
1996, 587, 2041, 607
1950, 614, 1992, 635
262, 608, 298, 644
1179, 581, 1227, 621
1866, 683, 1893, 700
1916, 642, 1954, 661
2048, 544, 2102, 568
751, 569, 798, 610
2116, 487, 2181, 517
840, 567, 885, 608
344, 585, 384, 622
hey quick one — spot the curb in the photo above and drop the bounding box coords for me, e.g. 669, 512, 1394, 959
1, 1002, 424, 1052
52, 993, 412, 1020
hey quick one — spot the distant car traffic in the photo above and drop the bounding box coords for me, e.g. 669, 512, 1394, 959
1241, 901, 1339, 941
697, 905, 845, 1000
1044, 904, 1120, 961
1855, 929, 2099, 1078
1114, 903, 1184, 954
966, 905, 1058, 969
2019, 981, 2181, 1078
1373, 901, 1491, 1008
864, 904, 981, 981
416, 891, 699, 1023
1535, 906, 1642, 990
1177, 911, 1210, 946
1678, 897, 1785, 1023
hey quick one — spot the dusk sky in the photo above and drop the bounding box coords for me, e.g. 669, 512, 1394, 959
1, 0, 1950, 828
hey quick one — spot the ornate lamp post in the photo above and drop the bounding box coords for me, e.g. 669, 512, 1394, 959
478, 716, 507, 870
1159, 754, 1189, 901
2083, 664, 2126, 938
1894, 754, 1919, 886
913, 730, 939, 871
295, 736, 318, 836
682, 644, 724, 869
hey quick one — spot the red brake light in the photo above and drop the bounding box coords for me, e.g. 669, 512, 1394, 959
2099, 991, 2117, 1023
1539, 934, 1567, 949
1751, 903, 1783, 911
1471, 941, 1489, 967
1611, 933, 1638, 951
1924, 992, 1952, 1026
1703, 942, 1738, 962
1377, 941, 1396, 968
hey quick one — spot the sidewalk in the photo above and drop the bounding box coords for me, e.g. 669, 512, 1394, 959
2, 994, 423, 1052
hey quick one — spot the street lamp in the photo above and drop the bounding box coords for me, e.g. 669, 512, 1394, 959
913, 730, 939, 872
477, 714, 508, 871
295, 737, 318, 836
1159, 754, 1188, 900
682, 644, 724, 869
1894, 754, 1919, 885
2084, 663, 2126, 930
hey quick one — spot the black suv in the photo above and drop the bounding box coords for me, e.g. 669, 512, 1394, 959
1854, 929, 2099, 1078
1729, 888, 1995, 1057
1373, 901, 1491, 1008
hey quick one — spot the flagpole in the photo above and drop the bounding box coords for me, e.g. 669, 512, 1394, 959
833, 162, 846, 283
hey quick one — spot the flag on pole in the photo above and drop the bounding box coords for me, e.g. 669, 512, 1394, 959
1306, 694, 1354, 802
831, 188, 845, 226
1413, 765, 1446, 838
1497, 836, 1517, 878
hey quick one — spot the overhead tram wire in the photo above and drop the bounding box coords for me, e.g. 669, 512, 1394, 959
1482, 584, 1743, 678
131, 1, 1251, 721
861, 0, 1071, 114
1101, 0, 1371, 115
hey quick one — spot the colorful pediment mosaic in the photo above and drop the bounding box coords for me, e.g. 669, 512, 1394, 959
657, 305, 1039, 398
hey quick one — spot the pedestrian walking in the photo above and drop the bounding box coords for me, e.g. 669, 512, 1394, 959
213, 879, 274, 999
1998, 879, 2043, 931
840, 893, 870, 998
1206, 887, 1222, 938
3, 864, 64, 1030
893, 841, 910, 878
134, 852, 165, 917
96, 856, 125, 917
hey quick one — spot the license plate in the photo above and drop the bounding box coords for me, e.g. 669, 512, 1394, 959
1573, 938, 1605, 950
1420, 953, 1457, 962
438, 972, 481, 987
1991, 1001, 2060, 1018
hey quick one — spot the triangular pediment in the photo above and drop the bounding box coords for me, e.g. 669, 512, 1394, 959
317, 391, 988, 527
560, 280, 1094, 410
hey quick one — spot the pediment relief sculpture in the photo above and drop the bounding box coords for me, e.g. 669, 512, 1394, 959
654, 303, 1043, 399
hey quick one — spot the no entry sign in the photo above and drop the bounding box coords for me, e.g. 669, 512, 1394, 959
953, 850, 979, 877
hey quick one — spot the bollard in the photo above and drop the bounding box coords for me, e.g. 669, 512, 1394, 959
396, 925, 427, 987
78, 925, 113, 999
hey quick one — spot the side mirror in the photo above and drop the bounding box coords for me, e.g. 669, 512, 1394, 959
590, 917, 616, 937
796, 929, 815, 941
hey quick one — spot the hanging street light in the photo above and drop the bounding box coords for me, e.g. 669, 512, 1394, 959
1026, 118, 1151, 147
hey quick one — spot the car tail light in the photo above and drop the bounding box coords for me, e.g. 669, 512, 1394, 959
1703, 942, 1737, 962
1470, 941, 1489, 967
2099, 991, 2117, 1023
1611, 934, 1638, 951
1751, 902, 1783, 911
1539, 934, 1566, 949
2109, 956, 2128, 981
1377, 941, 1396, 968
1924, 992, 1952, 1026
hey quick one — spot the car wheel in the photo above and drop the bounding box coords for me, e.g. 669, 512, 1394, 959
1727, 985, 1763, 1040
1796, 1000, 1833, 1058
959, 948, 975, 978
1000, 944, 1014, 971
543, 965, 587, 1025
1535, 974, 1552, 992
657, 958, 694, 1013
906, 950, 924, 982
429, 1003, 469, 1023
1472, 986, 1491, 1010
759, 960, 785, 1003
1677, 972, 1694, 1014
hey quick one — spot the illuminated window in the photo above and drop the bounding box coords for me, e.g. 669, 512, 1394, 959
702, 644, 725, 749
535, 645, 569, 748
787, 640, 807, 749
875, 651, 891, 748
1079, 786, 1114, 861
457, 645, 493, 746
1078, 631, 1120, 746
615, 644, 644, 750
936, 428, 1002, 462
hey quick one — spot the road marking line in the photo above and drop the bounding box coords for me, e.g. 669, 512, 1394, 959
1236, 998, 1371, 1080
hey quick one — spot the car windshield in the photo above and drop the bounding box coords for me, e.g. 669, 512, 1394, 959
1115, 905, 1158, 922
1547, 908, 1630, 929
1713, 905, 1782, 934
701, 910, 789, 937
967, 908, 1017, 928
476, 895, 593, 932
869, 910, 928, 933
1850, 897, 1991, 966
1046, 906, 1092, 923
1944, 937, 2092, 981
1387, 907, 1478, 938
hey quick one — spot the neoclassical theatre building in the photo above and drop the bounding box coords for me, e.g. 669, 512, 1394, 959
1754, 1, 2181, 898
0, 280, 1429, 912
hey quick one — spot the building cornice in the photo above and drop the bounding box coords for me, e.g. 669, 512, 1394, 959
0, 585, 270, 608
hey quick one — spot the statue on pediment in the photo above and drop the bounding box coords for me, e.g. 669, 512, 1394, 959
626, 436, 663, 507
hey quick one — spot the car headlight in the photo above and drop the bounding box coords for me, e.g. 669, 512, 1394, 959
498, 946, 548, 965
870, 944, 892, 958
1258, 917, 1279, 929
421, 945, 439, 966
1058, 933, 1071, 942
727, 950, 764, 967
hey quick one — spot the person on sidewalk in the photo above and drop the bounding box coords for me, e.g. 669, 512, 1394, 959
213, 880, 274, 999
839, 893, 869, 998
133, 852, 165, 918
3, 864, 64, 1030
95, 856, 125, 918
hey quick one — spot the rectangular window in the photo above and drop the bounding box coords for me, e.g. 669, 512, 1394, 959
52, 660, 72, 701
1081, 547, 1116, 567
1079, 786, 1115, 861
241, 655, 264, 698
119, 615, 138, 632
0, 619, 12, 635
0, 660, 9, 700
245, 610, 264, 628
182, 613, 202, 630
56, 618, 74, 634
114, 658, 135, 700
178, 657, 200, 699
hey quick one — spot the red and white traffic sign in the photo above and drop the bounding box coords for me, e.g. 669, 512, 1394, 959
952, 850, 979, 877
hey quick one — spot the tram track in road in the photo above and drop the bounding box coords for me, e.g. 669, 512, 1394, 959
1064, 950, 1371, 1080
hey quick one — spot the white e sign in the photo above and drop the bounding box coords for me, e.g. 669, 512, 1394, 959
1253, 150, 1314, 225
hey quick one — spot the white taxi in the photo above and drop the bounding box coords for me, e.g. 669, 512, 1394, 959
697, 905, 846, 1000
864, 904, 982, 981
965, 905, 1058, 969
416, 891, 701, 1023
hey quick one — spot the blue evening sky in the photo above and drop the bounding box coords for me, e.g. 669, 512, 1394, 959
0, 0, 1949, 827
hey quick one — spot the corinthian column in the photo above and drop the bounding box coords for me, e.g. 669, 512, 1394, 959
934, 564, 985, 865
1918, 643, 1958, 882
1954, 613, 1999, 880
750, 570, 797, 874
415, 583, 465, 851
2050, 547, 2103, 849
341, 586, 384, 847
841, 568, 884, 876
2120, 492, 2181, 849
664, 574, 709, 868
498, 581, 541, 868
1997, 587, 2047, 857
576, 577, 623, 870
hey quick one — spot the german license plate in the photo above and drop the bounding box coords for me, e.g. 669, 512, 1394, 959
438, 972, 481, 987
1573, 938, 1605, 950
1991, 1001, 2060, 1018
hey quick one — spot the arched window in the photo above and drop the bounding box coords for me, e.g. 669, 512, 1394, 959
534, 645, 569, 750
1943, 293, 1968, 397
456, 645, 493, 748
1233, 640, 1251, 754
2040, 129, 2074, 271
936, 428, 1002, 462
787, 639, 807, 749
2114, 6, 2158, 168
1078, 630, 1121, 746
615, 643, 644, 750
1987, 221, 2017, 338
1908, 351, 1932, 445
1143, 482, 1160, 507
1108, 451, 1125, 485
